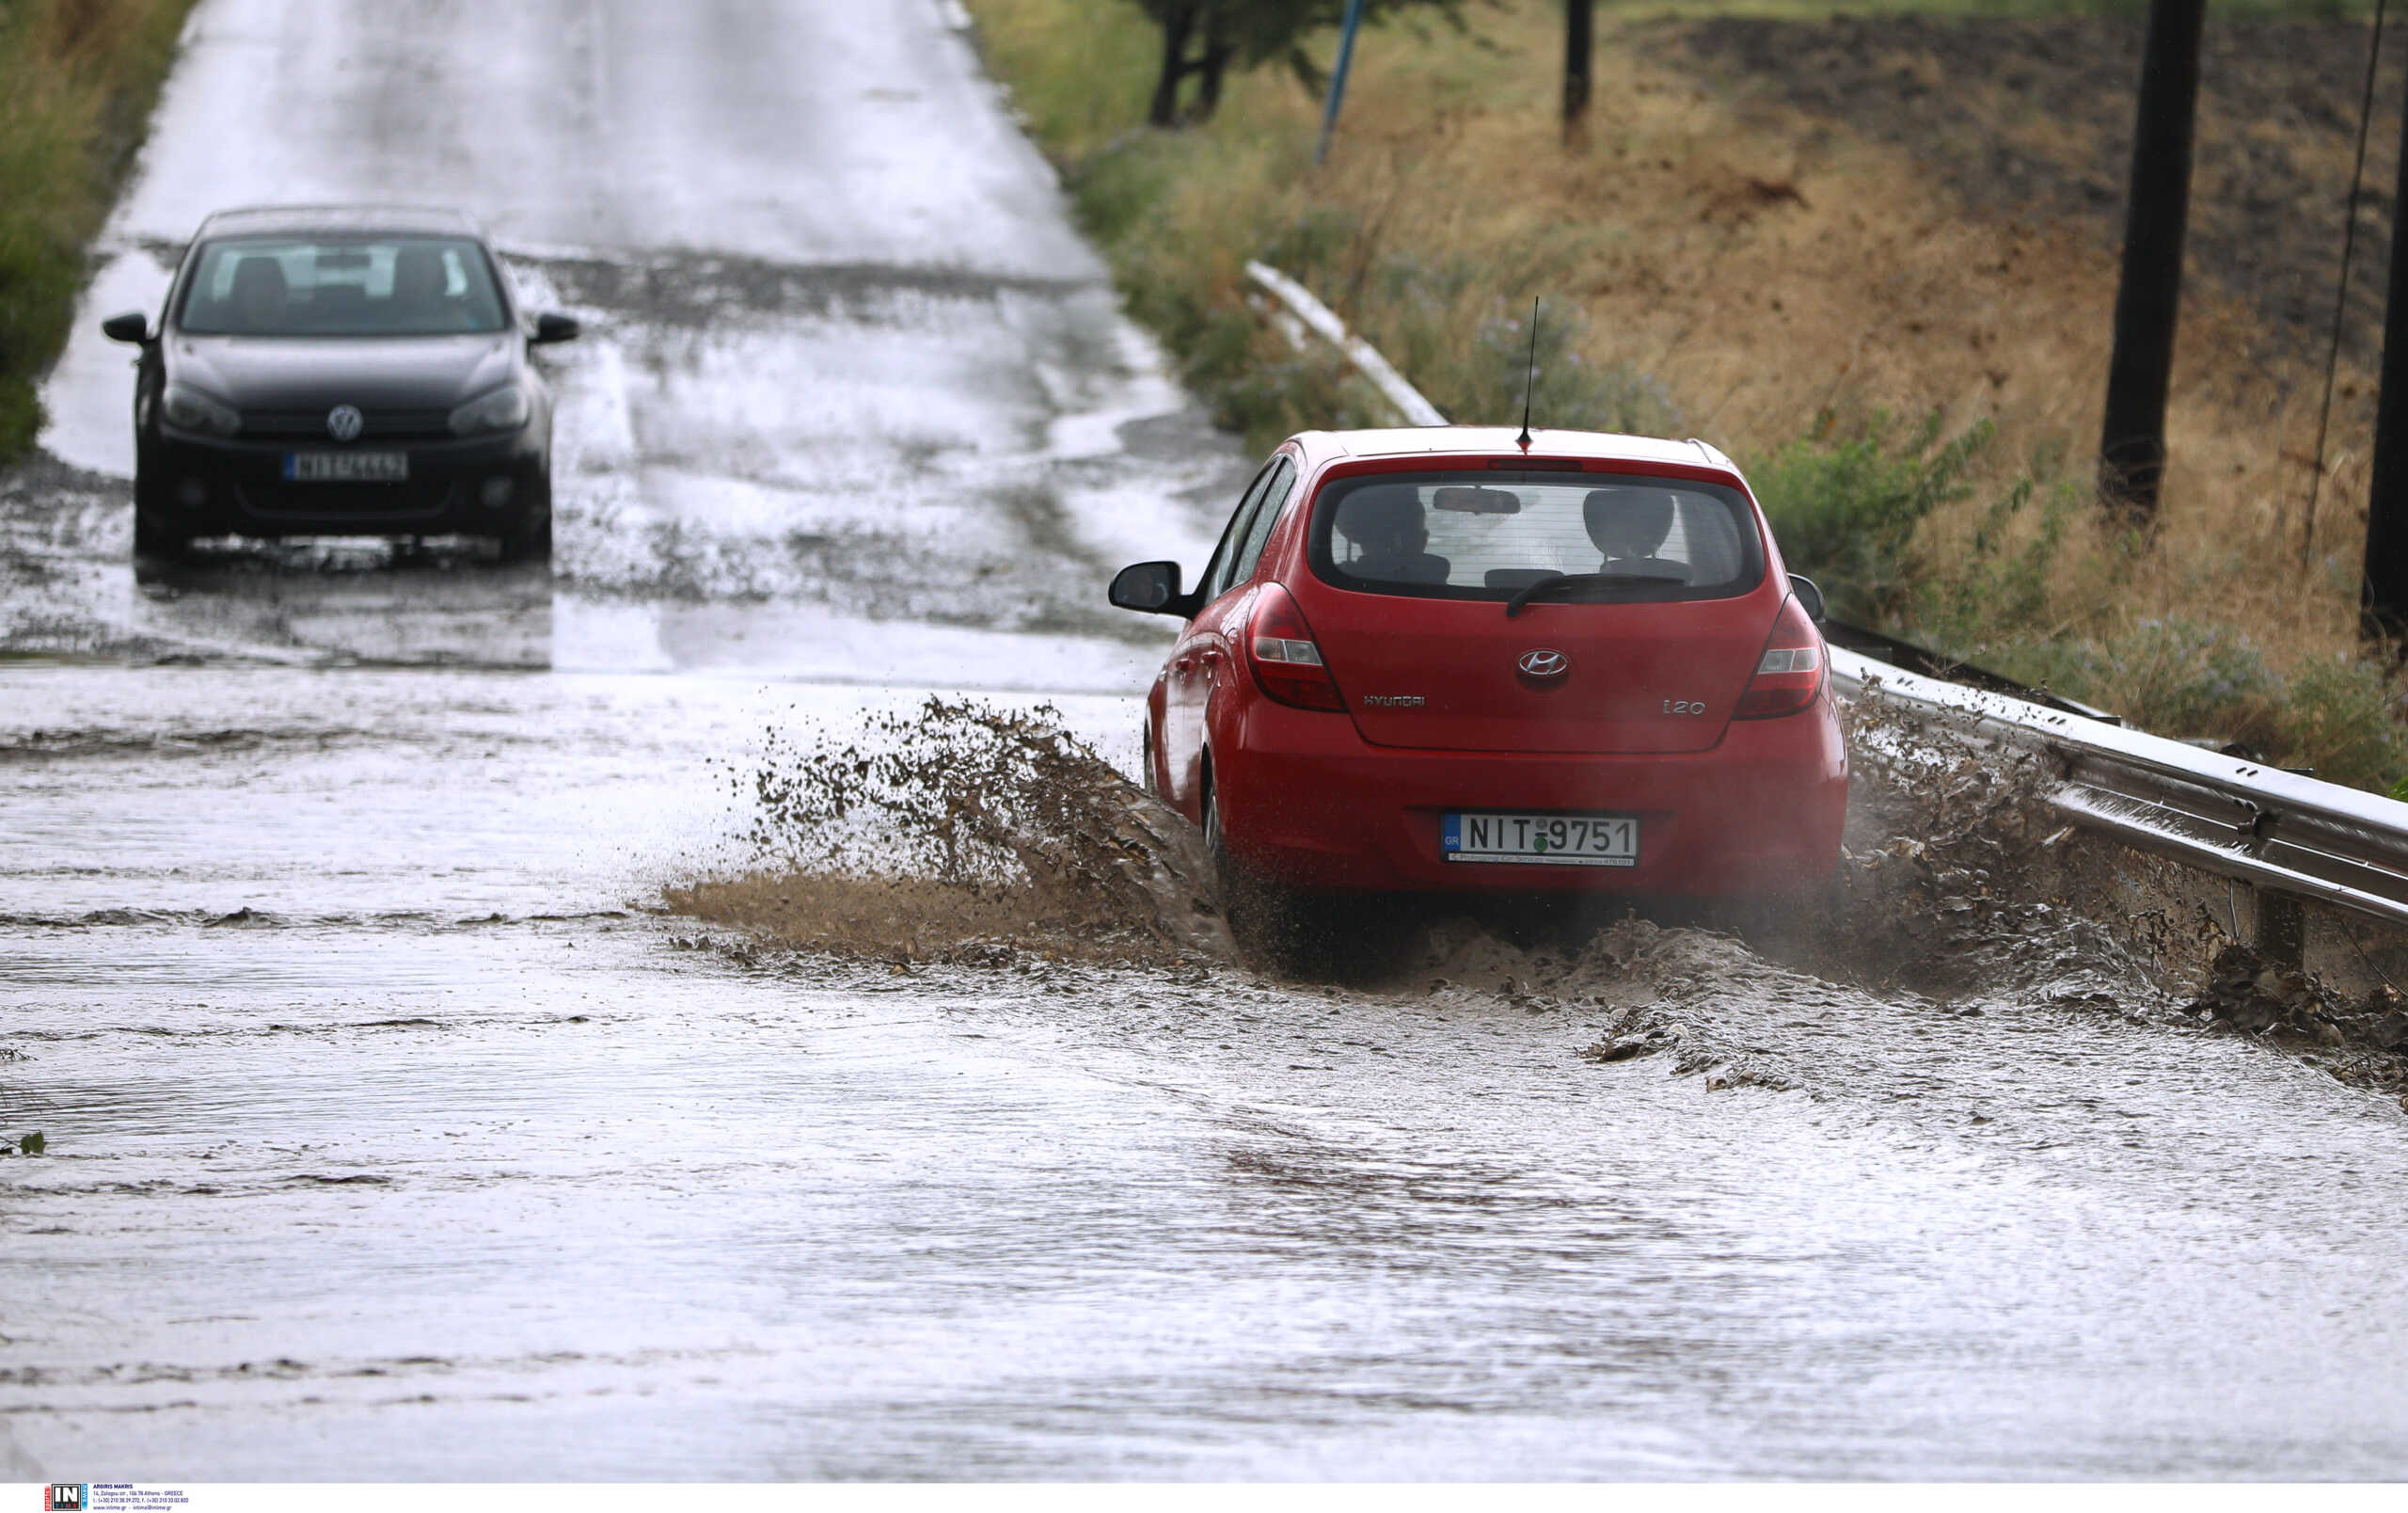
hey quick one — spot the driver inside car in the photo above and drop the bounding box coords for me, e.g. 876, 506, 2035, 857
1583, 487, 1691, 581
1334, 486, 1451, 585
390, 244, 467, 331
229, 257, 291, 333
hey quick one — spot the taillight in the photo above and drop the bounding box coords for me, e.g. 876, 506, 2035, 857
1733, 594, 1825, 720
1245, 582, 1346, 711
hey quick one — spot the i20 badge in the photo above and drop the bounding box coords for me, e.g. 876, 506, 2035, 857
1515, 648, 1569, 678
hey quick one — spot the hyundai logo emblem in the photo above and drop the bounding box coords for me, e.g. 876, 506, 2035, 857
1516, 648, 1569, 678
326, 405, 364, 442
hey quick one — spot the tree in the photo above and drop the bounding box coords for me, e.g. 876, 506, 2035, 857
1129, 0, 1465, 128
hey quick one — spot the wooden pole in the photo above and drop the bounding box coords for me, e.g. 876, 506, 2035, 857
2098, 0, 2205, 521
2362, 88, 2408, 638
1563, 0, 1593, 145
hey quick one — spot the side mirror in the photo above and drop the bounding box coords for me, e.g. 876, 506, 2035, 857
1788, 573, 1827, 625
531, 311, 579, 344
1109, 560, 1192, 617
101, 311, 150, 344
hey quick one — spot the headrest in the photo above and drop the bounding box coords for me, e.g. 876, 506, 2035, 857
1583, 487, 1675, 548
393, 244, 448, 297
1335, 486, 1425, 546
231, 257, 288, 302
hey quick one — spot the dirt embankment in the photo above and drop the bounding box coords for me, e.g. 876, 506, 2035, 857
1681, 15, 2403, 382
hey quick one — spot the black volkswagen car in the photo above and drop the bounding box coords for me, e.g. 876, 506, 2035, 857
102, 205, 578, 562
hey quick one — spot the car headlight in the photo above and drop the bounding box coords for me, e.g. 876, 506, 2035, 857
448, 383, 531, 437
160, 383, 240, 438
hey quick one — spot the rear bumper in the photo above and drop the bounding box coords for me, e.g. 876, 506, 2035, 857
1212, 693, 1848, 897
139, 424, 547, 537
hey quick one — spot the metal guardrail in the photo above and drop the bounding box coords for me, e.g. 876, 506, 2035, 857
1833, 648, 2408, 931
1243, 262, 1447, 427
1241, 260, 2408, 937
1818, 615, 2122, 725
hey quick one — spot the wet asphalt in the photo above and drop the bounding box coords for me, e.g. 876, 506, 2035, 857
4, 0, 2408, 1481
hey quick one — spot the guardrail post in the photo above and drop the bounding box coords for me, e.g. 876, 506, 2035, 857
2243, 809, 2306, 965
2254, 889, 2306, 968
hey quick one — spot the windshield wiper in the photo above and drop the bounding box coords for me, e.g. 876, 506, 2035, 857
1504, 571, 1687, 618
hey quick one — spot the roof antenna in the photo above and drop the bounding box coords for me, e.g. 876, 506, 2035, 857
1514, 297, 1540, 450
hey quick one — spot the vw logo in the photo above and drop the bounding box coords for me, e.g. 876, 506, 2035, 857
1516, 648, 1570, 678
325, 405, 365, 442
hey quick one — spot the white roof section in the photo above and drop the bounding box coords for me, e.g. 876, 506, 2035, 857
1317, 426, 1735, 470
195, 204, 488, 239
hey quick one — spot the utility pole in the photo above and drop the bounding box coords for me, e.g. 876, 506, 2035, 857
2097, 0, 2206, 521
2364, 96, 2408, 639
1563, 0, 1593, 145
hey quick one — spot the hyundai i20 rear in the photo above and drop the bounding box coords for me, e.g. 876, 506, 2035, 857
1109, 428, 1847, 904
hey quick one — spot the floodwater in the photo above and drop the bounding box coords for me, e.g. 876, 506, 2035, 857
4, 0, 2408, 1483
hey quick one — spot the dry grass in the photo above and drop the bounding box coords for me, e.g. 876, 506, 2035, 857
0, 0, 199, 459
973, 0, 2407, 780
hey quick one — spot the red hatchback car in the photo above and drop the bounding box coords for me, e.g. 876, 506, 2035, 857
1109, 427, 1847, 919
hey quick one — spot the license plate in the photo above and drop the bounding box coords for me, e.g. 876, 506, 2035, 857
285, 451, 407, 482
1443, 811, 1640, 868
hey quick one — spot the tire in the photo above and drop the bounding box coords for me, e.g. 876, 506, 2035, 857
130, 463, 188, 561
497, 492, 552, 564
132, 507, 187, 561
1204, 771, 1311, 967
1719, 869, 1843, 945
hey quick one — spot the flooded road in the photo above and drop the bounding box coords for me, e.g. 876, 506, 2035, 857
5, 0, 2408, 1483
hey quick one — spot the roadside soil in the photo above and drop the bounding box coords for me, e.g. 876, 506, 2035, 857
1679, 15, 2407, 378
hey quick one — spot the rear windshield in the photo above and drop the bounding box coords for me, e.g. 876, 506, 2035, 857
1309, 470, 1766, 603
176, 235, 510, 336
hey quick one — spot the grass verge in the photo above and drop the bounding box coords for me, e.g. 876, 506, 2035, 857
0, 0, 198, 462
967, 0, 2408, 790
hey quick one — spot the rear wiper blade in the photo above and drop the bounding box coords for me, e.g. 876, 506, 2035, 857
1504, 572, 1687, 618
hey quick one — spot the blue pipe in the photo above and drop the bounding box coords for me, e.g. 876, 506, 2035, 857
1314, 0, 1370, 167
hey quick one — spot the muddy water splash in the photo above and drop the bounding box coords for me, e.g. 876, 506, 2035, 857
671, 697, 1227, 961
674, 688, 2181, 1005
1358, 693, 2208, 1107
1807, 696, 2181, 1005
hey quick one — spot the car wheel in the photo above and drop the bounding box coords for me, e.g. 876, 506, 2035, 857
1719, 867, 1843, 945
131, 502, 187, 561
1204, 771, 1313, 968
131, 461, 189, 561
497, 484, 552, 565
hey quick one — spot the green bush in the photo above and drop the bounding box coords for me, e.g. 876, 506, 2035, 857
1747, 409, 1991, 625
0, 0, 199, 465
1980, 619, 2407, 789
1917, 474, 2083, 649
2032, 619, 2282, 742
2282, 655, 2408, 790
